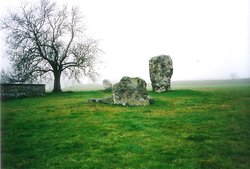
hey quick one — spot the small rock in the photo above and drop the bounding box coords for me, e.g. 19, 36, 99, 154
102, 79, 112, 92
88, 96, 114, 104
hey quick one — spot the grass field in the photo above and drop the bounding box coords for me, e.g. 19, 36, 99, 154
1, 80, 250, 169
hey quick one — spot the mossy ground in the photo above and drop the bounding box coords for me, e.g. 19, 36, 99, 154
1, 83, 250, 169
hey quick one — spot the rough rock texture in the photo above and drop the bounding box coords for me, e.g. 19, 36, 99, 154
149, 55, 173, 93
88, 96, 114, 104
112, 76, 152, 106
102, 79, 112, 92
89, 77, 153, 106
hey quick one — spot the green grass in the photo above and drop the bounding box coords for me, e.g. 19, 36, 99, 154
2, 82, 250, 169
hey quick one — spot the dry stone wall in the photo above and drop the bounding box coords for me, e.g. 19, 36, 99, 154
0, 84, 45, 99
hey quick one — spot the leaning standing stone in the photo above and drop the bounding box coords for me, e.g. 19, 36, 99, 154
112, 76, 152, 106
149, 54, 173, 93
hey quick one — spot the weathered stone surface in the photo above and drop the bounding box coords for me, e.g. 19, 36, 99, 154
102, 79, 112, 92
112, 76, 152, 106
89, 77, 153, 106
149, 55, 173, 93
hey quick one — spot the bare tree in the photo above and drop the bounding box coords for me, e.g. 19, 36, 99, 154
1, 0, 101, 92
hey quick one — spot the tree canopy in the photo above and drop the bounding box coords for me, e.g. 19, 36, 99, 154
1, 0, 101, 92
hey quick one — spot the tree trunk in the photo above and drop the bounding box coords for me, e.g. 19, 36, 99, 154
52, 70, 62, 92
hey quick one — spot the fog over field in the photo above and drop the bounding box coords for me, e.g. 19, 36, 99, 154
1, 1, 250, 168
0, 0, 249, 86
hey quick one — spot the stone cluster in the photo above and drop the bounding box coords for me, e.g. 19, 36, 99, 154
89, 76, 153, 106
89, 54, 173, 106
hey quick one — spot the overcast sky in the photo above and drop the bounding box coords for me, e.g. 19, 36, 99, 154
0, 0, 249, 84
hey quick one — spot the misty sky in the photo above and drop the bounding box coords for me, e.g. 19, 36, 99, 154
0, 0, 249, 83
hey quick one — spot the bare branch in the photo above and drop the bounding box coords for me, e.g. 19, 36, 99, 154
1, 0, 101, 91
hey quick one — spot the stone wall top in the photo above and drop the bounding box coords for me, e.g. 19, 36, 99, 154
1, 83, 45, 86
1, 83, 46, 99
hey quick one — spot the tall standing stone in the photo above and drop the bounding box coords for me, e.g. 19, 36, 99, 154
149, 55, 173, 92
102, 79, 112, 91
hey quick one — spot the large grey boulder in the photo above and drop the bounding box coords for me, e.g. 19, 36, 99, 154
149, 55, 173, 92
112, 76, 152, 106
102, 79, 112, 91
